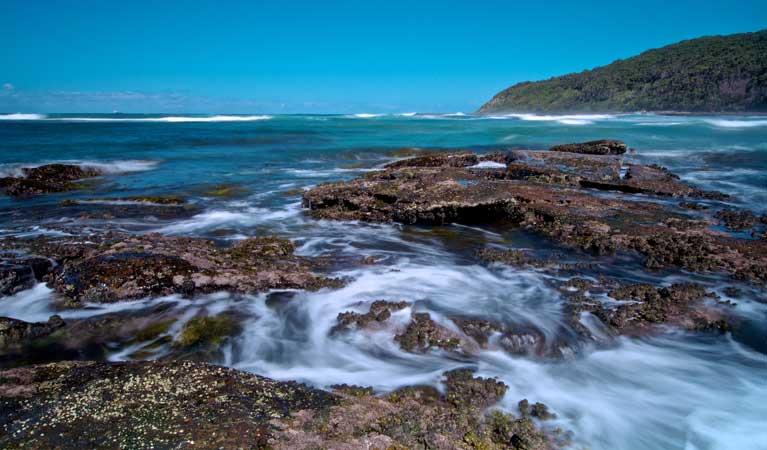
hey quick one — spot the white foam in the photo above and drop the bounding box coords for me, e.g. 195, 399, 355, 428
468, 161, 507, 169
398, 112, 418, 117
504, 113, 616, 125
704, 119, 767, 128
61, 115, 271, 123
0, 113, 47, 120
350, 113, 385, 118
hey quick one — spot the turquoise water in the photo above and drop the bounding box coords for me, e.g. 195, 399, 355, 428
1, 112, 766, 450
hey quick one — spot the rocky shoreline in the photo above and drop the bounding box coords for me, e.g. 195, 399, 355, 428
1, 143, 765, 448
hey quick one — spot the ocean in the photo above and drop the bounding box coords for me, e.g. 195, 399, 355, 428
1, 112, 766, 449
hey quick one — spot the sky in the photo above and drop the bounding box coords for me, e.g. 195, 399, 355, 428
1, 0, 765, 114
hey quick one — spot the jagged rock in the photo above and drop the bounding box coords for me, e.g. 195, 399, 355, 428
395, 312, 466, 353
2, 233, 343, 305
0, 164, 102, 197
549, 140, 627, 155
331, 300, 410, 334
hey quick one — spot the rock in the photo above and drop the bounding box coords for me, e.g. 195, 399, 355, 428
0, 315, 64, 351
395, 312, 466, 353
173, 314, 241, 348
0, 362, 558, 450
303, 152, 766, 284
0, 164, 102, 197
385, 151, 480, 168
0, 256, 52, 296
518, 399, 557, 420
715, 208, 759, 231
549, 140, 628, 155
0, 360, 337, 449
331, 300, 410, 334
272, 368, 556, 450
509, 149, 622, 181
2, 233, 343, 305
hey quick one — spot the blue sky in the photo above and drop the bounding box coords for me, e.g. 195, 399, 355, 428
1, 0, 765, 113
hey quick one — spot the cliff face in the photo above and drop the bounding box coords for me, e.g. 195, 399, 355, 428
479, 30, 767, 113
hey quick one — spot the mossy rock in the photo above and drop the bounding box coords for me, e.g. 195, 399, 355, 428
174, 315, 241, 348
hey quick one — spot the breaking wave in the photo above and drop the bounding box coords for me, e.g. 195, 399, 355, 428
0, 113, 47, 120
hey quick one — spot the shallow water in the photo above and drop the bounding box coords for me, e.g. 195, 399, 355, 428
1, 112, 766, 450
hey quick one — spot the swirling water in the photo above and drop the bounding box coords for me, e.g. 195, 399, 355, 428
1, 112, 766, 450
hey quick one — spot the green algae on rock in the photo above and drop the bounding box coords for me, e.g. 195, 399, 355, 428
173, 314, 241, 348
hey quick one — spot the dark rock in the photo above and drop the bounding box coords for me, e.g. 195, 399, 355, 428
550, 140, 628, 155
0, 164, 102, 197
0, 315, 65, 351
715, 209, 759, 231
0, 257, 52, 296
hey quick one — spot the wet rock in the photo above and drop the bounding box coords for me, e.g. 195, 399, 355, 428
594, 283, 729, 332
173, 314, 241, 348
385, 151, 480, 168
444, 368, 508, 409
452, 317, 503, 347
509, 149, 622, 181
272, 368, 558, 450
0, 360, 337, 449
715, 208, 759, 231
0, 164, 102, 197
331, 300, 410, 334
550, 139, 628, 155
2, 233, 342, 305
0, 255, 52, 296
679, 201, 709, 210
0, 315, 64, 351
518, 399, 557, 420
395, 312, 464, 353
303, 153, 767, 284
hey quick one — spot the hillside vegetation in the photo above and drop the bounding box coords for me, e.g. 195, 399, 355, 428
479, 30, 767, 113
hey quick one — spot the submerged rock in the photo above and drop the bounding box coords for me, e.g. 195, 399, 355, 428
0, 164, 102, 197
549, 139, 628, 155
2, 233, 342, 305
